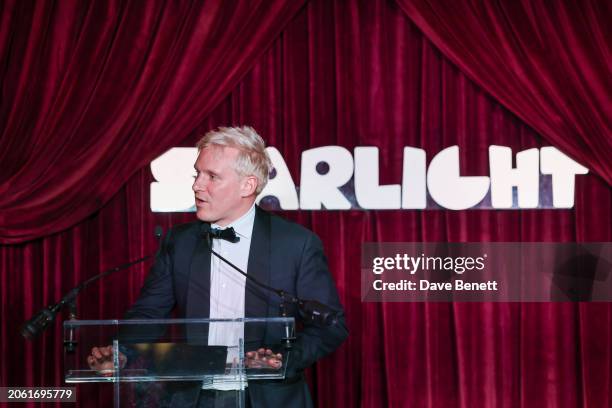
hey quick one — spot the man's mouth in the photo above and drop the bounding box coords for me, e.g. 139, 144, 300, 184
195, 197, 208, 206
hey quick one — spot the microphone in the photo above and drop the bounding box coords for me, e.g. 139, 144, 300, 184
298, 300, 339, 326
200, 223, 340, 328
20, 226, 164, 340
20, 304, 63, 341
154, 225, 163, 240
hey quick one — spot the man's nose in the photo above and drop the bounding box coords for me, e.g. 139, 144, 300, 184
193, 176, 205, 192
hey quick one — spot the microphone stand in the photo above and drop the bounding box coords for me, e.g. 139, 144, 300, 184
210, 245, 297, 348
203, 230, 339, 349
21, 253, 156, 351
64, 300, 78, 353
21, 227, 164, 352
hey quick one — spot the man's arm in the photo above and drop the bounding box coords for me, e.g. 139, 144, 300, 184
87, 229, 178, 371
287, 232, 348, 376
124, 228, 176, 320
118, 228, 177, 346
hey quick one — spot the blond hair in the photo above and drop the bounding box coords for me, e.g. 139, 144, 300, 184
196, 126, 272, 194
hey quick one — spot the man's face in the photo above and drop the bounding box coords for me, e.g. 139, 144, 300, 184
192, 145, 253, 226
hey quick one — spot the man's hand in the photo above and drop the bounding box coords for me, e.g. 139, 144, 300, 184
86, 345, 127, 376
245, 348, 282, 369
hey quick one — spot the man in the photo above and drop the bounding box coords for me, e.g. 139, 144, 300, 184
89, 126, 348, 407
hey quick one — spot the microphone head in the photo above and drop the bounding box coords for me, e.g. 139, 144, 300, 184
200, 223, 212, 236
154, 225, 163, 240
200, 223, 212, 246
20, 308, 57, 340
299, 300, 339, 326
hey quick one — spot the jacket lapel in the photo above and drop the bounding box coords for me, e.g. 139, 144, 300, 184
245, 206, 272, 344
186, 222, 211, 343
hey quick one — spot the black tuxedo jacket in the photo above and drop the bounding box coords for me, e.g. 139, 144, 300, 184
124, 206, 348, 407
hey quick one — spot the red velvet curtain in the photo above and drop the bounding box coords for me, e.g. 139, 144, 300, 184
0, 0, 305, 244
2, 0, 611, 407
395, 0, 612, 185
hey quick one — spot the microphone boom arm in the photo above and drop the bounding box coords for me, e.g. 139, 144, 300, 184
204, 231, 340, 328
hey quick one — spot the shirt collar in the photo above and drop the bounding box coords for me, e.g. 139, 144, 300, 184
211, 204, 255, 240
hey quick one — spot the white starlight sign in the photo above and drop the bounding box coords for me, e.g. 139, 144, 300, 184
150, 145, 588, 212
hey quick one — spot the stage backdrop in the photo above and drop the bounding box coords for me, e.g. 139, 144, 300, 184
1, 0, 611, 407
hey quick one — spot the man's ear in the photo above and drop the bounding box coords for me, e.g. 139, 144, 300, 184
240, 175, 258, 197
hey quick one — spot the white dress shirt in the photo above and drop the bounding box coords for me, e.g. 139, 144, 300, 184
204, 204, 255, 390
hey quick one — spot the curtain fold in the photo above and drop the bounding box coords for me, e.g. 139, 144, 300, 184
0, 0, 305, 244
395, 0, 611, 185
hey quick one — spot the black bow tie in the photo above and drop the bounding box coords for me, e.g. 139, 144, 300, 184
209, 227, 240, 243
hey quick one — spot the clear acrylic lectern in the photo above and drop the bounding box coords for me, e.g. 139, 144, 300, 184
64, 318, 295, 407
